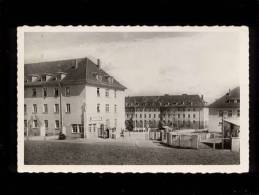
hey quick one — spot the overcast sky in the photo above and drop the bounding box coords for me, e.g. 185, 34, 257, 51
24, 31, 241, 103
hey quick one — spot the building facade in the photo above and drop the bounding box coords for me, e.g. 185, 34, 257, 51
208, 87, 240, 132
125, 94, 208, 132
24, 57, 126, 139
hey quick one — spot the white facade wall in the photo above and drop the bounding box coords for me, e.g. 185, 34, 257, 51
85, 86, 125, 138
208, 108, 239, 132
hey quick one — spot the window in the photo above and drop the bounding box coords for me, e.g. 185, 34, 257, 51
33, 120, 38, 128
140, 114, 142, 118
44, 120, 48, 129
43, 104, 48, 113
88, 124, 92, 132
168, 114, 170, 118
97, 104, 100, 113
114, 104, 117, 113
54, 88, 59, 97
188, 114, 190, 118
149, 114, 151, 118
183, 114, 185, 118
105, 104, 109, 113
114, 90, 117, 98
228, 110, 232, 117
55, 120, 60, 129
188, 108, 190, 111
219, 110, 223, 117
114, 119, 117, 128
24, 120, 27, 128
93, 124, 96, 132
33, 104, 37, 113
154, 114, 156, 118
32, 88, 37, 97
65, 87, 70, 96
237, 109, 240, 117
24, 104, 27, 114
43, 88, 47, 97
144, 114, 146, 118
54, 104, 59, 113
135, 114, 137, 118
72, 124, 78, 133
193, 114, 196, 118
66, 104, 71, 113
105, 89, 109, 97
178, 114, 180, 118
79, 125, 84, 133
97, 88, 100, 97
193, 120, 196, 124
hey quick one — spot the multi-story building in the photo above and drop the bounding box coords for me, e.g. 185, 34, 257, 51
208, 87, 240, 132
24, 57, 126, 139
125, 94, 208, 132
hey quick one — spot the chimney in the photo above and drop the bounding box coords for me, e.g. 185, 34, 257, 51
72, 59, 78, 69
97, 59, 100, 69
75, 59, 78, 69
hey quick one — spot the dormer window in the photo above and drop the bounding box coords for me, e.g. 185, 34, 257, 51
108, 76, 114, 84
31, 75, 39, 82
56, 72, 66, 80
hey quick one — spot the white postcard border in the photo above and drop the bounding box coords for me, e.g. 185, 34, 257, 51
17, 26, 249, 173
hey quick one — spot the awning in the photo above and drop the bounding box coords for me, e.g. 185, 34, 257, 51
224, 119, 240, 127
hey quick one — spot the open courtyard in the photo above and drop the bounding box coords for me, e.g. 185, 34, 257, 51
24, 138, 240, 165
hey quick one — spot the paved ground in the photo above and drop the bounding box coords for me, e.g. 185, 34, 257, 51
24, 138, 240, 165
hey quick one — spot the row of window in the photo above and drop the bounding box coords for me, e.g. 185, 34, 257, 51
97, 104, 117, 113
97, 88, 117, 98
219, 110, 240, 117
128, 107, 199, 112
31, 87, 70, 97
133, 119, 197, 124
24, 103, 71, 114
129, 113, 197, 119
24, 119, 60, 129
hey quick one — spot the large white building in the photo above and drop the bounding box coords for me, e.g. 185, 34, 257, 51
208, 87, 240, 133
125, 94, 209, 132
24, 57, 126, 139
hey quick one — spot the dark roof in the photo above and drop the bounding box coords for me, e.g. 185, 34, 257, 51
24, 57, 126, 90
209, 87, 240, 108
125, 94, 206, 108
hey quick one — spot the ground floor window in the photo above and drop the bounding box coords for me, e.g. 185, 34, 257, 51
93, 124, 96, 132
79, 124, 84, 133
72, 124, 78, 133
88, 124, 92, 132
24, 120, 27, 128
72, 124, 84, 133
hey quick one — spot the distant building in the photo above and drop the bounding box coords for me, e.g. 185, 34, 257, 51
208, 87, 240, 132
24, 57, 126, 139
125, 94, 208, 132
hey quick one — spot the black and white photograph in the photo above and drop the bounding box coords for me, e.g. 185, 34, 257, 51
17, 26, 249, 173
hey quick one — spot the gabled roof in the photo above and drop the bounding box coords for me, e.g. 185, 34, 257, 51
125, 94, 205, 107
209, 87, 240, 108
24, 57, 127, 90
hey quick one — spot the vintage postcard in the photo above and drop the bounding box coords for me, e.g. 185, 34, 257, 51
17, 26, 249, 173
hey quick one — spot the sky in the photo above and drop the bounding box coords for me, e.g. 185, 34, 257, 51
24, 31, 241, 103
